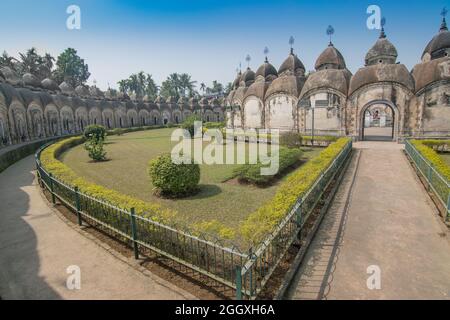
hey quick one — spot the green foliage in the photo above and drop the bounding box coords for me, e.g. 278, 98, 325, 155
148, 154, 200, 196
240, 138, 351, 244
204, 121, 225, 129
83, 125, 107, 161
232, 147, 303, 185
83, 125, 106, 142
192, 220, 235, 240
53, 48, 90, 87
160, 73, 198, 99
411, 140, 450, 180
182, 114, 202, 136
0, 48, 54, 80
280, 132, 302, 148
117, 71, 158, 100
84, 139, 106, 161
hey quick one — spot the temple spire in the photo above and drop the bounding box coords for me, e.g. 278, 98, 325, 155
440, 7, 448, 31
379, 17, 386, 38
289, 36, 295, 54
264, 47, 269, 62
326, 25, 335, 46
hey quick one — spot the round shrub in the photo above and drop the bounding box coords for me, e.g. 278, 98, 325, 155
148, 154, 200, 196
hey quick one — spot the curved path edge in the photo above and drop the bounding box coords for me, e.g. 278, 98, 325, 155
0, 155, 196, 300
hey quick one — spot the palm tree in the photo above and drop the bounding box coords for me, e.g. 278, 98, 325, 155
200, 82, 206, 94
0, 51, 18, 70
179, 73, 197, 97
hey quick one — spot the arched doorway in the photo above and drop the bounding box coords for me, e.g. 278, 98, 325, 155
359, 100, 398, 141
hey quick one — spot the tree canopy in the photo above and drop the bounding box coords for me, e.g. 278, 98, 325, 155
52, 48, 90, 87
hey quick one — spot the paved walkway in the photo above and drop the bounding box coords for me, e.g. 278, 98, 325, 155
0, 156, 195, 300
288, 141, 450, 300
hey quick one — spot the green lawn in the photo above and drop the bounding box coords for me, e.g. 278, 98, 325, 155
60, 128, 323, 231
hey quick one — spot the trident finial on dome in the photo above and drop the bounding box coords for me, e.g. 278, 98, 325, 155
289, 36, 295, 54
264, 47, 269, 62
441, 7, 448, 31
380, 17, 387, 38
326, 25, 335, 46
245, 54, 251, 68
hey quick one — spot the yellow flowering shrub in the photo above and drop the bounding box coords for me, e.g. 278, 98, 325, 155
240, 138, 351, 244
411, 140, 450, 180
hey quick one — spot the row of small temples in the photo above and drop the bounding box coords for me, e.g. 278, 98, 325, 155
225, 15, 450, 141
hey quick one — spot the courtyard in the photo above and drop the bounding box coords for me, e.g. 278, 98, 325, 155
60, 128, 322, 240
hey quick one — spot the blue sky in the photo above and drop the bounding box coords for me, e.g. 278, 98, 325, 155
0, 0, 447, 90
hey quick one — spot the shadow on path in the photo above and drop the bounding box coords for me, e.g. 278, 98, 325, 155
0, 156, 60, 299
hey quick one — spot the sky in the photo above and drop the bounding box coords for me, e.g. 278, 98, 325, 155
0, 0, 448, 90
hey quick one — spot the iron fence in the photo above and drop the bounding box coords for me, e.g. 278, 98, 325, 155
405, 140, 450, 221
35, 139, 352, 300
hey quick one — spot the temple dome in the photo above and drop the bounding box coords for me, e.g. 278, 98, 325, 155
255, 58, 278, 81
59, 81, 75, 95
75, 85, 90, 97
315, 43, 346, 70
89, 86, 104, 98
365, 29, 398, 65
105, 88, 117, 99
232, 71, 242, 89
278, 49, 305, 76
239, 67, 255, 86
412, 56, 450, 92
41, 78, 60, 91
166, 96, 177, 104
422, 18, 450, 61
300, 69, 352, 99
0, 67, 21, 85
349, 63, 414, 95
266, 75, 306, 98
23, 73, 41, 88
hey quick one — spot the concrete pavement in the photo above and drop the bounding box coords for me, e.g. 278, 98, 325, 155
288, 141, 450, 300
0, 156, 195, 300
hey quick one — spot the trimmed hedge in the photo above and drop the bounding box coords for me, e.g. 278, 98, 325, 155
148, 153, 200, 196
232, 147, 303, 185
411, 140, 450, 180
240, 138, 351, 244
0, 137, 67, 173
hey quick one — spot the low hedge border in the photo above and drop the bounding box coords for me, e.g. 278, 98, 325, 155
232, 147, 303, 185
0, 136, 72, 173
240, 137, 352, 244
38, 129, 236, 241
411, 140, 450, 180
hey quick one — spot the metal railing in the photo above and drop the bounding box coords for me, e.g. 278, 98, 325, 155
405, 140, 450, 221
35, 139, 352, 300
237, 140, 352, 299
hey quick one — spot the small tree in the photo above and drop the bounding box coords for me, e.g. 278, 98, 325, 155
181, 114, 202, 136
83, 125, 107, 161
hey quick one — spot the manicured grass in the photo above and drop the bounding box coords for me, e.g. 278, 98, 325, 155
60, 128, 322, 231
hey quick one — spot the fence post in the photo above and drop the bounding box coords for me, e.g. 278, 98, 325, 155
447, 193, 450, 222
130, 208, 139, 259
427, 166, 433, 191
49, 173, 56, 204
235, 266, 243, 300
296, 200, 303, 242
74, 187, 82, 226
